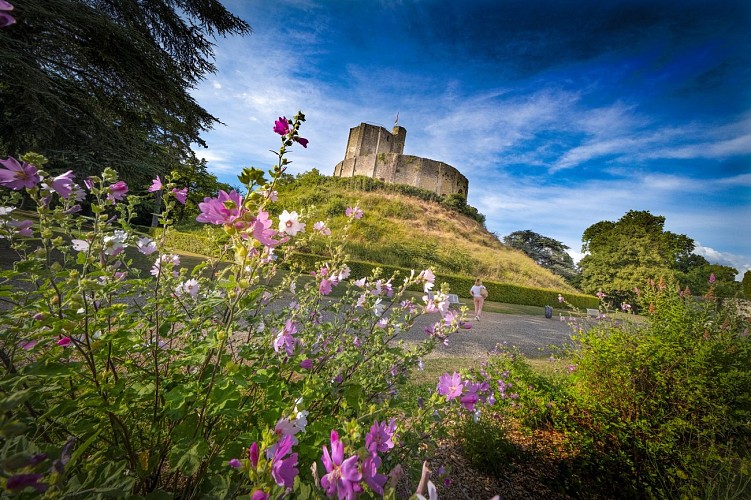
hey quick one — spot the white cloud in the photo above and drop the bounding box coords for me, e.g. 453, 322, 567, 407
694, 244, 751, 280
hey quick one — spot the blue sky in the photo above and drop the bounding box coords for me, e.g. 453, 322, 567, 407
191, 0, 751, 278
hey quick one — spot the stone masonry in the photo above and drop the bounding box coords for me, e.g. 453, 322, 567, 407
332, 123, 469, 198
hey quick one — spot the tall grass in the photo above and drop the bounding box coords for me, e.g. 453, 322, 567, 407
189, 171, 579, 291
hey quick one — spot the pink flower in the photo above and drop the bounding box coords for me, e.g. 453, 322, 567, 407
4, 219, 33, 237
319, 278, 334, 296
107, 181, 129, 202
249, 442, 259, 468
0, 0, 15, 28
172, 187, 188, 204
300, 359, 313, 370
294, 136, 309, 148
19, 340, 37, 350
196, 190, 245, 225
273, 319, 299, 356
437, 372, 463, 401
345, 206, 363, 219
321, 431, 362, 499
278, 210, 305, 236
459, 382, 481, 411
274, 117, 290, 135
228, 458, 242, 468
49, 170, 75, 199
261, 189, 278, 202
148, 176, 163, 192
365, 419, 396, 454
251, 210, 285, 247
0, 156, 41, 190
313, 221, 331, 235
57, 337, 71, 347
557, 294, 564, 303
250, 491, 269, 500
709, 273, 716, 284
271, 435, 299, 490
362, 453, 387, 495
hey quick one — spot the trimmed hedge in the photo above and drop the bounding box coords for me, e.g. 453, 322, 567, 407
149, 227, 229, 256
151, 230, 598, 309
288, 252, 598, 310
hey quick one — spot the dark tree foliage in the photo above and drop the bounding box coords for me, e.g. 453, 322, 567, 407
579, 210, 696, 304
0, 0, 250, 188
503, 229, 579, 286
743, 270, 751, 300
678, 263, 740, 298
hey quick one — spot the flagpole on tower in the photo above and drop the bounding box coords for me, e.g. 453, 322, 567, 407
394, 112, 399, 127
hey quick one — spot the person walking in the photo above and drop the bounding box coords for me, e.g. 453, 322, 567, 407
470, 278, 487, 321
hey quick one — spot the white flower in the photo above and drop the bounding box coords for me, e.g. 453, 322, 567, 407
176, 278, 199, 298
278, 210, 305, 236
103, 230, 128, 256
416, 480, 438, 500
338, 266, 351, 281
71, 239, 90, 252
136, 237, 157, 255
0, 207, 15, 216
151, 254, 180, 277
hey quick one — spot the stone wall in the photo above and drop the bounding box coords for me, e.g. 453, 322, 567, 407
333, 123, 468, 198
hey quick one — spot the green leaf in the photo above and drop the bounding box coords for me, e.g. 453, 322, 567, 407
0, 389, 32, 411
0, 421, 27, 438
170, 439, 208, 476
67, 430, 102, 473
344, 384, 363, 412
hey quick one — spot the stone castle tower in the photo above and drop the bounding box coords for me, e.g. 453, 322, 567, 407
332, 122, 469, 198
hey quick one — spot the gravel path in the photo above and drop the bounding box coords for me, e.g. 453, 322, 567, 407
403, 309, 577, 359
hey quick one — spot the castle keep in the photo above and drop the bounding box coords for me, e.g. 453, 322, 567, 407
332, 123, 468, 198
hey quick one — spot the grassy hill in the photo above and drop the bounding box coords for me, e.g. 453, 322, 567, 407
268, 171, 578, 292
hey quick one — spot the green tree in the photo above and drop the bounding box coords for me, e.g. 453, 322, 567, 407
579, 210, 695, 304
0, 0, 250, 188
503, 229, 579, 285
743, 270, 751, 299
680, 263, 740, 298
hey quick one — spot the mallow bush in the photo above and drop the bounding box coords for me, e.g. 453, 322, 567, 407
0, 114, 465, 498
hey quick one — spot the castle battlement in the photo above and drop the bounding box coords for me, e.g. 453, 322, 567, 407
333, 123, 468, 198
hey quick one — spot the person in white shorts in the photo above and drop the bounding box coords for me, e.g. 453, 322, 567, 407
469, 278, 487, 321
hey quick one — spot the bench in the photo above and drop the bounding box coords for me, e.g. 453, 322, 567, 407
427, 292, 462, 306
586, 308, 600, 317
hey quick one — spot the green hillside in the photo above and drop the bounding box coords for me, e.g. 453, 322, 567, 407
271, 171, 578, 292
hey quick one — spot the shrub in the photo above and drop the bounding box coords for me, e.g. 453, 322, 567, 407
557, 278, 751, 497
